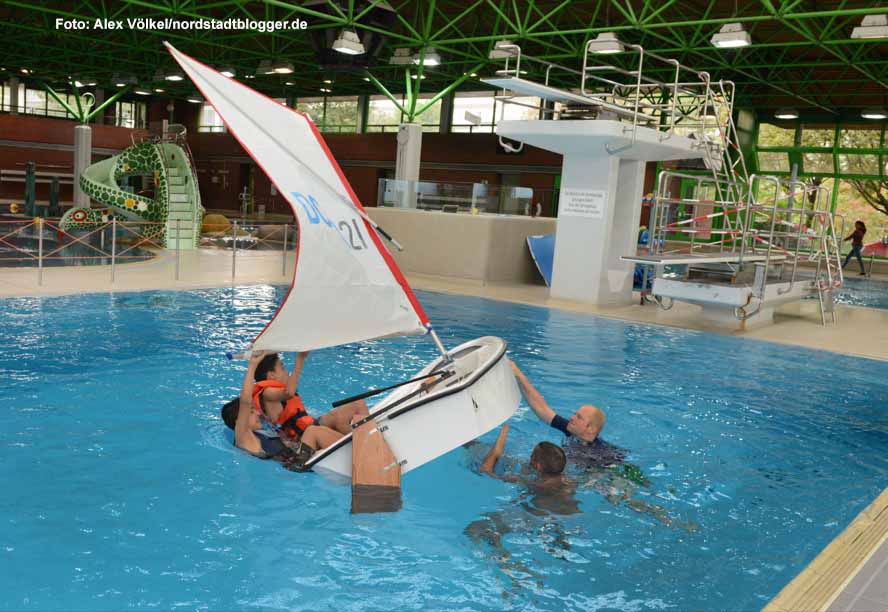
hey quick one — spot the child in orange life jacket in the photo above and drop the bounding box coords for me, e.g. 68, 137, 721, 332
252, 351, 369, 443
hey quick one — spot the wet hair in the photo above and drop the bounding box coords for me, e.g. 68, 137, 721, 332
530, 441, 567, 475
254, 353, 281, 382
221, 397, 240, 430
856, 220, 867, 232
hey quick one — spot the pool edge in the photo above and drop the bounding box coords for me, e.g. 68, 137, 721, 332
764, 487, 888, 612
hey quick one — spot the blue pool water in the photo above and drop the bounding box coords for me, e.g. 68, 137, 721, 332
1, 287, 886, 611
834, 275, 888, 310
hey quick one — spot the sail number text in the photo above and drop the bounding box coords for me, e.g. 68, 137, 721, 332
292, 191, 369, 251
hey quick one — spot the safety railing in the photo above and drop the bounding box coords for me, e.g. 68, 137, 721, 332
486, 41, 733, 156
0, 217, 297, 287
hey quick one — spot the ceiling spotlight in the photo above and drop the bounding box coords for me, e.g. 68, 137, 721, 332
363, 77, 371, 81
257, 60, 275, 75
587, 32, 624, 54
412, 47, 441, 66
410, 74, 426, 80
20, 67, 30, 74
861, 108, 887, 120
332, 29, 365, 55
285, 81, 295, 86
134, 89, 150, 96
244, 75, 255, 79
323, 79, 333, 84
320, 87, 332, 93
154, 87, 165, 93
389, 48, 413, 65
187, 95, 203, 104
272, 60, 295, 74
775, 108, 799, 120
851, 14, 888, 39
74, 75, 97, 87
488, 40, 516, 59
711, 23, 752, 48
165, 69, 184, 81
219, 66, 236, 77
114, 74, 137, 87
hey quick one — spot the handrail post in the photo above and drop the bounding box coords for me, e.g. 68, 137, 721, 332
281, 223, 288, 277
37, 218, 44, 286
175, 218, 181, 281
111, 217, 116, 283
231, 220, 238, 281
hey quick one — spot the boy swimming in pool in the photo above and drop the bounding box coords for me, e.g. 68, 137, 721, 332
479, 424, 579, 515
509, 360, 628, 470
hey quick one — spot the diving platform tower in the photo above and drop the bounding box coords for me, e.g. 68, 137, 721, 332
485, 40, 843, 328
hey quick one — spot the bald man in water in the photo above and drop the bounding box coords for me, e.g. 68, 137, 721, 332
509, 360, 626, 468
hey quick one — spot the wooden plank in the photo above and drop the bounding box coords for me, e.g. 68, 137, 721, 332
351, 419, 401, 514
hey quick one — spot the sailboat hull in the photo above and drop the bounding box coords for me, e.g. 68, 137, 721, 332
305, 336, 519, 482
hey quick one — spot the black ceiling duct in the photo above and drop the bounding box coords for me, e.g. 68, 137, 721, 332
304, 0, 397, 72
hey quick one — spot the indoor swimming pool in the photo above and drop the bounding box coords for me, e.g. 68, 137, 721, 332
1, 286, 886, 611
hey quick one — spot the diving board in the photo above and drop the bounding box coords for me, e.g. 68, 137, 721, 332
483, 77, 604, 106
622, 253, 787, 266
482, 76, 657, 123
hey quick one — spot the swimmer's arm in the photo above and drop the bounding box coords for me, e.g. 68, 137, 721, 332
285, 351, 309, 397
509, 360, 556, 425
234, 352, 264, 453
480, 425, 509, 474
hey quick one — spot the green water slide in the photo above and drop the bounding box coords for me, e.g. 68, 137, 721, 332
60, 140, 203, 249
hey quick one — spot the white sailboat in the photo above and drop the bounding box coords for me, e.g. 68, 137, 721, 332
165, 43, 519, 480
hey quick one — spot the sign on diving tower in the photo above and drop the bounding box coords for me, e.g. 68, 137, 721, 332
484, 42, 708, 306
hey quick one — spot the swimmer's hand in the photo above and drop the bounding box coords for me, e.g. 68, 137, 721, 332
249, 350, 267, 364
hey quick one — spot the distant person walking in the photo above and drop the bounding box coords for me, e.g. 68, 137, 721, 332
842, 220, 867, 276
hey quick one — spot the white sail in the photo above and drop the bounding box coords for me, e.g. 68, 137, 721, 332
166, 43, 428, 352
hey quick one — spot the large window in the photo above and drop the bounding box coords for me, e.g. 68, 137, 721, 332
113, 101, 147, 129
366, 95, 402, 133
296, 95, 358, 133
452, 91, 496, 133
753, 118, 888, 243
198, 103, 226, 133
757, 123, 796, 148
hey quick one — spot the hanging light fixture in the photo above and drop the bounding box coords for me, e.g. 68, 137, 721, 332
165, 69, 185, 81
710, 23, 752, 48
412, 47, 441, 66
219, 66, 236, 77
272, 59, 295, 74
256, 60, 274, 75
587, 32, 624, 54
114, 74, 137, 87
389, 48, 413, 65
861, 108, 888, 120
488, 40, 516, 59
851, 14, 888, 39
775, 108, 799, 120
332, 29, 365, 55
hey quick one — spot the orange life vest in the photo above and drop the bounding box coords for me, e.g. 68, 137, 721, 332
252, 380, 315, 438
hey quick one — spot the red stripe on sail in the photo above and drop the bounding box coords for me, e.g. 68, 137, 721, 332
302, 119, 430, 326
166, 43, 429, 337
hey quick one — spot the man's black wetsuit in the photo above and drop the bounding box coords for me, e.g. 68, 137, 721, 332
249, 432, 312, 470
549, 414, 627, 469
